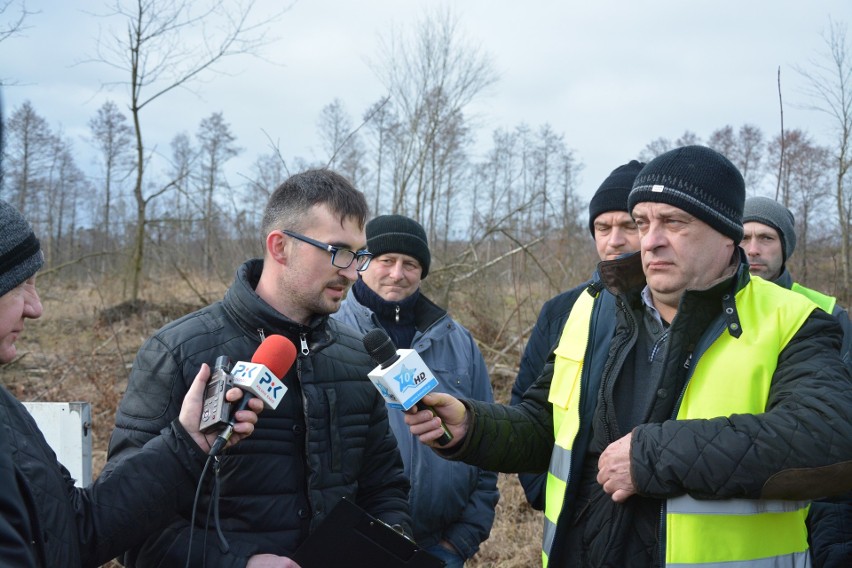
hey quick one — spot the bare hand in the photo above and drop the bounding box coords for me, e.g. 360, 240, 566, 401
179, 363, 264, 451
596, 432, 636, 502
403, 393, 467, 448
247, 554, 302, 567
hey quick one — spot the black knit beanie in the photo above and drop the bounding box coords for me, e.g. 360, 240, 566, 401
588, 160, 645, 235
742, 196, 796, 262
366, 215, 431, 278
628, 145, 745, 242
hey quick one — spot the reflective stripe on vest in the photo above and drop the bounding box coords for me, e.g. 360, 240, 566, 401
542, 277, 818, 567
541, 288, 597, 567
666, 277, 816, 567
791, 282, 836, 314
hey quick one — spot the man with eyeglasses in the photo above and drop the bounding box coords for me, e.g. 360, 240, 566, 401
333, 215, 499, 567
107, 169, 412, 567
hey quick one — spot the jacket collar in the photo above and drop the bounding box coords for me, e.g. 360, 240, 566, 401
223, 258, 331, 343
597, 248, 751, 337
771, 267, 794, 289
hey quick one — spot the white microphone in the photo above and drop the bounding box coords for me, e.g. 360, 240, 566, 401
362, 328, 453, 446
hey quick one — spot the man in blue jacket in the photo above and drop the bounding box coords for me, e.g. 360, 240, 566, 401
334, 214, 499, 567
510, 160, 643, 509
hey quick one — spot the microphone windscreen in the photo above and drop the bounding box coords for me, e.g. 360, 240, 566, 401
362, 328, 397, 367
251, 335, 297, 378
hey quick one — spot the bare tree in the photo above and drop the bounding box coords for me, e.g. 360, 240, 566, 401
766, 129, 832, 283
196, 111, 240, 275
318, 98, 367, 188
638, 131, 703, 163
2, 101, 52, 219
796, 18, 852, 297
369, 6, 497, 218
0, 0, 34, 85
89, 100, 134, 251
90, 0, 284, 300
362, 97, 393, 215
707, 124, 765, 193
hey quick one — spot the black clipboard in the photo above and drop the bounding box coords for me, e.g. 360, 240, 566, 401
292, 497, 445, 567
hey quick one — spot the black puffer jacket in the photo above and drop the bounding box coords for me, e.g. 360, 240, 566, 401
446, 252, 852, 567
0, 385, 211, 568
107, 259, 411, 567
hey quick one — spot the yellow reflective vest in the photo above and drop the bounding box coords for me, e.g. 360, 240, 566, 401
543, 277, 817, 567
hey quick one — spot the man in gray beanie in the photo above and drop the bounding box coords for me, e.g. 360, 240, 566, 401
402, 145, 852, 567
742, 196, 852, 568
333, 214, 498, 567
510, 159, 644, 510
0, 199, 262, 566
742, 196, 849, 364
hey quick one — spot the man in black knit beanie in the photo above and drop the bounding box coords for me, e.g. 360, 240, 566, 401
333, 214, 498, 568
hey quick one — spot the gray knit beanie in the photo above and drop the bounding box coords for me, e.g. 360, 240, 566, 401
366, 215, 431, 278
629, 145, 745, 242
0, 200, 43, 297
742, 196, 797, 262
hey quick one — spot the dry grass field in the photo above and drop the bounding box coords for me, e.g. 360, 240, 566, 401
0, 274, 544, 567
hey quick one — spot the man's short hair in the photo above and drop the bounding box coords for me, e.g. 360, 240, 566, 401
261, 169, 369, 237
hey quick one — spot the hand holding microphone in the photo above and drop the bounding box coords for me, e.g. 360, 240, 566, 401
362, 329, 454, 446
181, 364, 262, 452
205, 335, 297, 457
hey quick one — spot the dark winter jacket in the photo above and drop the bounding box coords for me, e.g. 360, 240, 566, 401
773, 268, 852, 568
107, 259, 411, 567
0, 385, 211, 568
334, 286, 499, 559
443, 251, 852, 567
510, 279, 589, 510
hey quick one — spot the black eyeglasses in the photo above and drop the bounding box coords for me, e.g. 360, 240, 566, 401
282, 230, 373, 272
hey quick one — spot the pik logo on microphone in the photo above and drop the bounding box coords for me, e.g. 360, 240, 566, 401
232, 361, 288, 408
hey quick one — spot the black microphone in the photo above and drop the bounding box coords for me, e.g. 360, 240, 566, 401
208, 335, 297, 457
362, 329, 453, 446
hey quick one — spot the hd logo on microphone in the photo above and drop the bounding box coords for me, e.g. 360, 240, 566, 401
232, 362, 288, 408
367, 349, 439, 411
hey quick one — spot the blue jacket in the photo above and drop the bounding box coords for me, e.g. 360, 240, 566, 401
334, 288, 499, 560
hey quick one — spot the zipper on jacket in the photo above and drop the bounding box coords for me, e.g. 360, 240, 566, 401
395, 305, 400, 323
257, 328, 266, 341
299, 333, 309, 356
600, 296, 636, 443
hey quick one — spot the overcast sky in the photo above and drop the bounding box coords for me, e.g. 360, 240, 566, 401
2, 0, 849, 209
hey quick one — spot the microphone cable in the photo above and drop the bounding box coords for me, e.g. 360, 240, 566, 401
185, 453, 215, 568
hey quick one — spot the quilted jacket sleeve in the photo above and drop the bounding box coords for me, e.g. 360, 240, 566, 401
631, 309, 852, 501
444, 366, 555, 475
75, 420, 208, 568
0, 419, 37, 568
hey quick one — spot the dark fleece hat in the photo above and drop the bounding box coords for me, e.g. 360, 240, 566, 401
628, 145, 745, 242
742, 196, 797, 262
366, 215, 431, 278
0, 200, 43, 297
588, 160, 645, 235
